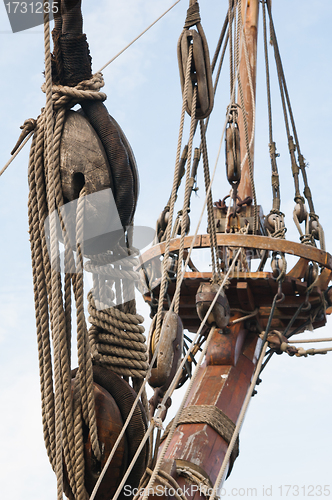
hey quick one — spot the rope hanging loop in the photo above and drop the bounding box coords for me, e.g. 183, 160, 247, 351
177, 0, 214, 119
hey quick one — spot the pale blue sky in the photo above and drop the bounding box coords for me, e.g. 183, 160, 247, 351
0, 1, 332, 499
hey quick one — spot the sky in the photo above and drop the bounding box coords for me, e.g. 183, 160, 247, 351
0, 1, 332, 499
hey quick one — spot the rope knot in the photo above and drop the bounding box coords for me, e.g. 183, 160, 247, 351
41, 72, 107, 112
152, 416, 164, 430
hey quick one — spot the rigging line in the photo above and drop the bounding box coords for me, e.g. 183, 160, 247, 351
92, 9, 250, 498
97, 0, 182, 73
43, 4, 63, 500
211, 10, 229, 72
140, 249, 243, 500
262, 0, 281, 212
151, 0, 250, 328
266, 0, 317, 219
175, 87, 198, 313
154, 43, 194, 349
2, 1, 183, 174
209, 342, 270, 499
288, 337, 332, 344
0, 131, 34, 178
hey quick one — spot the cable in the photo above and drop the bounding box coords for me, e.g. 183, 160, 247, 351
98, 0, 182, 73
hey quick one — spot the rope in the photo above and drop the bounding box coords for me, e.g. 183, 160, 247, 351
262, 0, 281, 213
174, 86, 198, 314
184, 0, 201, 28
136, 467, 188, 500
0, 130, 34, 178
153, 43, 194, 353
140, 249, 243, 500
91, 10, 250, 496
288, 337, 332, 344
98, 0, 182, 73
200, 119, 221, 281
28, 39, 114, 500
43, 6, 63, 499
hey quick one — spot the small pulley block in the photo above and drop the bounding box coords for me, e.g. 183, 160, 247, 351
196, 282, 230, 328
148, 311, 183, 390
225, 122, 241, 185
178, 27, 214, 119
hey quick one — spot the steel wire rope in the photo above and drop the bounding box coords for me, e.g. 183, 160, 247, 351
90, 5, 250, 498
97, 0, 183, 73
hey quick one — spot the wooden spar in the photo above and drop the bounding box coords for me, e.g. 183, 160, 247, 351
145, 318, 262, 500
237, 0, 259, 201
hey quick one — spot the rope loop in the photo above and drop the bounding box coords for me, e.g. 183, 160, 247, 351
41, 72, 107, 112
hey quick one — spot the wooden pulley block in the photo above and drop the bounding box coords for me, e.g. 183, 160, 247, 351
60, 110, 126, 255
60, 110, 113, 204
196, 282, 230, 328
148, 311, 183, 389
309, 218, 320, 240
70, 377, 128, 500
293, 202, 307, 224
178, 28, 214, 119
225, 123, 241, 184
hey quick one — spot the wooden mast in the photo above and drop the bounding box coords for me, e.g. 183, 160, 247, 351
237, 0, 259, 201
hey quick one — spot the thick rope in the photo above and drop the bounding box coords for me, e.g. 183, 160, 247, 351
28, 57, 112, 499
43, 6, 63, 499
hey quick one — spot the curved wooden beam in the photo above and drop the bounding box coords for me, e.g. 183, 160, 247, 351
139, 234, 332, 270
